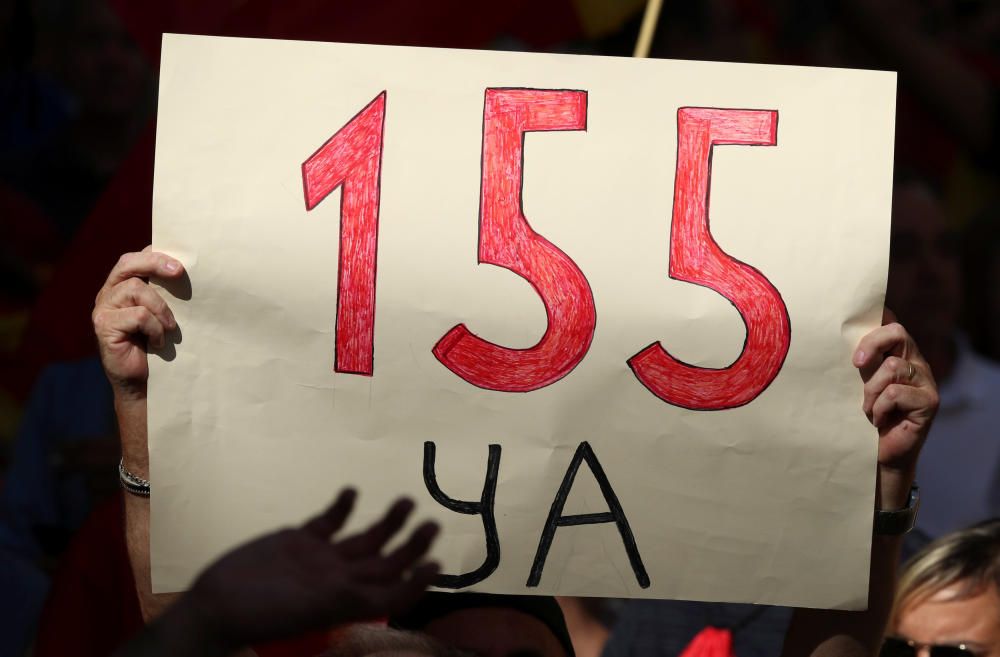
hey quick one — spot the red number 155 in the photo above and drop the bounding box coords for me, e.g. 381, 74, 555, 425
302, 89, 791, 411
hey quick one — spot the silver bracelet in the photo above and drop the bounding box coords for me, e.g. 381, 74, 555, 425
119, 459, 151, 498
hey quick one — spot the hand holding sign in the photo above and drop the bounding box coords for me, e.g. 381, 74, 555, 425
854, 313, 939, 510
93, 248, 185, 403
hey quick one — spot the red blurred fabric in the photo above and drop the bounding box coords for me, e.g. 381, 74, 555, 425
0, 184, 63, 296
33, 492, 144, 657
678, 627, 736, 657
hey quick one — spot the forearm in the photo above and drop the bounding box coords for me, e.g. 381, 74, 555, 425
115, 546, 259, 657
117, 396, 258, 657
117, 396, 179, 621
780, 467, 913, 657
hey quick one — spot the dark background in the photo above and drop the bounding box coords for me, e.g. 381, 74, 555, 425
1, 1, 997, 655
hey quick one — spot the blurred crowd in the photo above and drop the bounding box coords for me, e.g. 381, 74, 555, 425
1, 0, 998, 656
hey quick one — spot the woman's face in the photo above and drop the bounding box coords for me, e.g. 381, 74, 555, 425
894, 583, 1000, 656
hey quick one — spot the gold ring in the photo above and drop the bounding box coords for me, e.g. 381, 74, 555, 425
906, 361, 916, 381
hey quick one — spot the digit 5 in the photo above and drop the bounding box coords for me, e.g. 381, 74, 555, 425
434, 88, 595, 392
629, 107, 790, 410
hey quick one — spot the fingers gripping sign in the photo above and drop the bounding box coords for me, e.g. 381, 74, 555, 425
92, 247, 185, 399
853, 314, 939, 473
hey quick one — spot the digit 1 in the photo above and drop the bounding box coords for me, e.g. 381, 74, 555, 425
434, 88, 596, 392
628, 107, 790, 410
301, 91, 386, 376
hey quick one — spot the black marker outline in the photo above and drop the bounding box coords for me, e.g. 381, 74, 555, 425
423, 441, 501, 588
527, 441, 649, 588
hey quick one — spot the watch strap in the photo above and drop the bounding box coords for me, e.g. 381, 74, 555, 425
874, 484, 919, 535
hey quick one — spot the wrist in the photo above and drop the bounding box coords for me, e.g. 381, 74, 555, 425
120, 450, 150, 482
114, 395, 149, 480
111, 376, 148, 403
876, 465, 916, 511
114, 390, 147, 413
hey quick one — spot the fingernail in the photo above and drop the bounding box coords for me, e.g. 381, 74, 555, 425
163, 259, 180, 273
853, 350, 865, 366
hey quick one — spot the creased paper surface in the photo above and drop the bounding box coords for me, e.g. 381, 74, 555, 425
149, 33, 895, 609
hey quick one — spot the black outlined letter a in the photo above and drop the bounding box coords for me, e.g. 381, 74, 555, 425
527, 441, 649, 588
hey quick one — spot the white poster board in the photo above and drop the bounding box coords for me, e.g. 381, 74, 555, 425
150, 33, 895, 609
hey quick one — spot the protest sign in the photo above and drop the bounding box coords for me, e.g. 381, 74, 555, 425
149, 33, 895, 609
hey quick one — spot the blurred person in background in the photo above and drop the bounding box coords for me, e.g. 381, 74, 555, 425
885, 175, 1000, 547
961, 200, 1000, 364
883, 518, 1000, 656
0, 0, 151, 238
0, 0, 152, 439
0, 3, 150, 654
0, 357, 117, 657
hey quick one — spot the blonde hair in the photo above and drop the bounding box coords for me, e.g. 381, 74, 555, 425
891, 518, 1000, 627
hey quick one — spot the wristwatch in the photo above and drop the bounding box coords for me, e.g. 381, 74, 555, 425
874, 484, 919, 535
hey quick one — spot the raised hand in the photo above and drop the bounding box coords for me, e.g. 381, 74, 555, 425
165, 490, 439, 654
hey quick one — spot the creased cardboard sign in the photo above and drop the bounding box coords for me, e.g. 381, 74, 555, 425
150, 33, 894, 608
